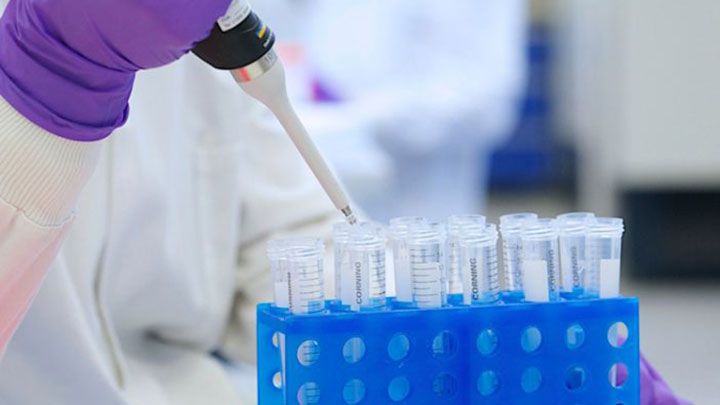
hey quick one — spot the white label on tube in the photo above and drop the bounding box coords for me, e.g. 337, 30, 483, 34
348, 258, 369, 311
394, 242, 413, 302
341, 259, 354, 307
600, 259, 620, 298
274, 281, 289, 308
218, 0, 251, 32
523, 260, 550, 302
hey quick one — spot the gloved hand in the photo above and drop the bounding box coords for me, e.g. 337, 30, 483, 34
640, 354, 692, 405
0, 0, 231, 141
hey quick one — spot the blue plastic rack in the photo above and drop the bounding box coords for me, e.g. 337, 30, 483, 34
257, 297, 639, 404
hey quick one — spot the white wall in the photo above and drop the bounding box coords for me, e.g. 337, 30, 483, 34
552, 0, 720, 213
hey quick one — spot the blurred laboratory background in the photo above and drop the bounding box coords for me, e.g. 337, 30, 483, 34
254, 0, 719, 402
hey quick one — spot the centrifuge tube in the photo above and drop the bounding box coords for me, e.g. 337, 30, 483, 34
557, 212, 596, 298
499, 213, 538, 296
585, 217, 624, 298
267, 239, 289, 309
447, 215, 486, 300
521, 218, 561, 302
407, 222, 447, 309
341, 223, 387, 311
388, 216, 429, 304
333, 222, 351, 303
283, 238, 326, 314
458, 224, 499, 305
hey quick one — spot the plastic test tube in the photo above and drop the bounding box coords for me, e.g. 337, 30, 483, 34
333, 222, 351, 303
557, 212, 596, 298
458, 223, 499, 305
447, 215, 486, 301
335, 222, 387, 311
499, 213, 538, 296
388, 216, 429, 304
407, 222, 447, 309
585, 217, 624, 298
521, 218, 561, 302
267, 239, 289, 309
268, 237, 326, 314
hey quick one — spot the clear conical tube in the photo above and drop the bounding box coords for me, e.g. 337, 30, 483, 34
557, 212, 596, 297
447, 215, 486, 298
458, 223, 499, 305
520, 218, 560, 302
407, 222, 447, 308
585, 217, 624, 298
267, 237, 325, 314
388, 216, 429, 303
341, 222, 387, 311
499, 213, 538, 294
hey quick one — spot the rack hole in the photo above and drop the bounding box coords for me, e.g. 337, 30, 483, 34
478, 370, 499, 396
272, 371, 282, 389
297, 382, 320, 405
521, 367, 542, 393
566, 324, 586, 349
521, 327, 542, 353
343, 379, 366, 404
388, 376, 410, 401
297, 340, 320, 366
608, 322, 629, 348
609, 363, 629, 388
388, 333, 410, 361
432, 330, 457, 359
432, 373, 458, 399
565, 366, 586, 390
271, 332, 280, 349
477, 328, 498, 356
343, 337, 366, 364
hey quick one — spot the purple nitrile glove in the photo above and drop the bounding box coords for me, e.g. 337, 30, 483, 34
640, 354, 692, 405
0, 0, 231, 141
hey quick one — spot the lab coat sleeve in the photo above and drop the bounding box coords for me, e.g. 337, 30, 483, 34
0, 96, 101, 356
218, 101, 338, 364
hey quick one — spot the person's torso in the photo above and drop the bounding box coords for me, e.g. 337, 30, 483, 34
0, 56, 249, 405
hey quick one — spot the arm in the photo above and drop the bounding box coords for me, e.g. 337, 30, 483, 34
0, 0, 230, 355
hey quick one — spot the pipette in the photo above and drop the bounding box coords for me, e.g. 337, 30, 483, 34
192, 0, 357, 225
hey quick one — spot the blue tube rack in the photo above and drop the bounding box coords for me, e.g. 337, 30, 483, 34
257, 297, 639, 404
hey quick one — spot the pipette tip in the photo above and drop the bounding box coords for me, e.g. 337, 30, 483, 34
341, 206, 358, 225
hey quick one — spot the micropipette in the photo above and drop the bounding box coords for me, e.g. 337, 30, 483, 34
192, 0, 357, 225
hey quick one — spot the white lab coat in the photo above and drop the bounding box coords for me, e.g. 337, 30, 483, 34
0, 53, 335, 404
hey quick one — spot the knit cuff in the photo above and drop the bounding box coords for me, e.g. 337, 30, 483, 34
0, 96, 102, 226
